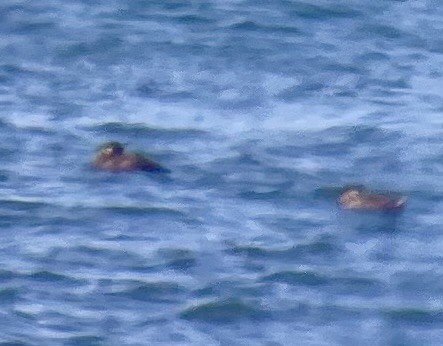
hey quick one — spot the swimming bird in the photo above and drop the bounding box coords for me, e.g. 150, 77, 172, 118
92, 141, 168, 172
337, 185, 406, 211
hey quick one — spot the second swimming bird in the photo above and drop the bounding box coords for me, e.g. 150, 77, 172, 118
92, 141, 168, 173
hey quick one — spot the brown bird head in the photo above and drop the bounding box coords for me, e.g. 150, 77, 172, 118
339, 185, 365, 207
97, 141, 125, 157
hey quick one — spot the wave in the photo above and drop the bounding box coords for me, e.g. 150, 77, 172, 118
106, 281, 185, 303
180, 298, 270, 323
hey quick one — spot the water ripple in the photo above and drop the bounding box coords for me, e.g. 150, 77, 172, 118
180, 298, 270, 323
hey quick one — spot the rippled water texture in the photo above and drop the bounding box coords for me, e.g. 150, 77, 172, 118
1, 0, 443, 345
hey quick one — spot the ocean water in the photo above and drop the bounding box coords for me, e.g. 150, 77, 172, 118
1, 0, 443, 345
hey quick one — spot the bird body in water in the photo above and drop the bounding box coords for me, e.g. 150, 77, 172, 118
337, 186, 406, 211
92, 141, 168, 173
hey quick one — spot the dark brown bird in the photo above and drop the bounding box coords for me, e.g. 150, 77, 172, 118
337, 185, 406, 211
92, 141, 168, 173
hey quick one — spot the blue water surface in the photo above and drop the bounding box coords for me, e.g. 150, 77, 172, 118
1, 0, 443, 345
